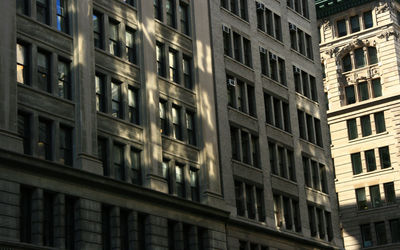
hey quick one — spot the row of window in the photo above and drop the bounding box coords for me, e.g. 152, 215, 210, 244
17, 0, 69, 34
286, 0, 309, 19
308, 205, 334, 241
336, 10, 373, 38
256, 3, 282, 42
93, 10, 138, 64
154, 0, 191, 36
289, 24, 313, 60
302, 156, 328, 193
273, 194, 301, 232
221, 0, 248, 21
159, 99, 197, 146
235, 180, 265, 221
356, 182, 396, 211
156, 41, 194, 90
223, 26, 252, 67
268, 141, 296, 181
259, 47, 286, 85
17, 42, 71, 100
347, 111, 386, 140
351, 146, 391, 175
227, 75, 256, 117
297, 110, 323, 147
239, 240, 269, 250
293, 66, 318, 102
360, 218, 400, 247
342, 47, 377, 72
18, 112, 73, 166
264, 93, 291, 133
344, 78, 382, 105
231, 126, 259, 168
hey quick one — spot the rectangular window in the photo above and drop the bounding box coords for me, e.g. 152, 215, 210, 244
179, 2, 190, 36
223, 27, 232, 57
390, 219, 400, 243
287, 150, 296, 181
283, 197, 292, 230
233, 32, 242, 62
361, 224, 373, 248
363, 11, 373, 29
111, 81, 122, 118
113, 143, 124, 180
342, 54, 352, 72
278, 58, 286, 85
240, 0, 248, 20
311, 160, 320, 190
384, 182, 395, 204
109, 19, 120, 56
379, 146, 391, 169
17, 43, 29, 85
298, 30, 305, 55
306, 114, 315, 143
235, 181, 245, 216
301, 71, 310, 98
37, 0, 49, 24
375, 221, 387, 245
156, 42, 166, 77
256, 188, 265, 222
17, 0, 28, 15
166, 0, 176, 28
337, 19, 347, 37
175, 164, 185, 197
266, 9, 273, 36
256, 4, 265, 31
125, 28, 137, 64
308, 206, 317, 237
325, 211, 333, 241
58, 59, 71, 99
168, 49, 179, 83
243, 37, 252, 67
246, 184, 255, 219
345, 85, 356, 104
282, 102, 291, 133
293, 200, 301, 232
320, 164, 328, 193
230, 0, 238, 15
101, 205, 111, 250
182, 56, 192, 89
56, 0, 69, 33
190, 168, 199, 201
251, 136, 259, 168
269, 142, 278, 175
20, 186, 32, 243
316, 208, 325, 239
130, 148, 141, 185
93, 12, 103, 49
241, 131, 250, 164
43, 192, 54, 247
305, 34, 313, 60
365, 149, 376, 171
98, 137, 108, 176
161, 160, 170, 193
59, 125, 73, 166
350, 15, 360, 33
315, 118, 323, 147
301, 0, 309, 18
231, 127, 239, 161
310, 76, 318, 102
120, 209, 129, 250
354, 48, 365, 69
123, 0, 136, 7
172, 105, 182, 140
374, 111, 386, 133
298, 110, 306, 139
371, 78, 382, 97
356, 188, 367, 210
159, 100, 168, 135
186, 111, 196, 146
37, 51, 50, 93
274, 98, 282, 129
278, 146, 287, 178
370, 185, 382, 208
128, 87, 139, 125
95, 74, 105, 112
358, 81, 369, 101
351, 152, 362, 174
269, 53, 278, 81
274, 14, 282, 41
274, 195, 282, 227
38, 119, 52, 160
18, 112, 31, 155
154, 0, 162, 21
303, 156, 311, 187
260, 49, 268, 75
347, 119, 358, 140
65, 196, 76, 250
360, 115, 371, 136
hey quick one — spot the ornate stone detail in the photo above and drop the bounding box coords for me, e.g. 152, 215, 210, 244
322, 19, 331, 31
325, 47, 338, 58
377, 30, 399, 41
335, 38, 373, 59
376, 0, 394, 14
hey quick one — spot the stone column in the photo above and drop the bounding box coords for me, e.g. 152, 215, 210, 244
146, 215, 168, 249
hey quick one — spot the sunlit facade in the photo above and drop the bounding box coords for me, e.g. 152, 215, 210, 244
317, 0, 400, 249
0, 0, 341, 249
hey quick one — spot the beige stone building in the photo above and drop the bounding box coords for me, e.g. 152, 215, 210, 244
317, 0, 400, 248
0, 0, 341, 249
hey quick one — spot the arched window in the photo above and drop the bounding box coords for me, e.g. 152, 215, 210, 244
341, 46, 378, 72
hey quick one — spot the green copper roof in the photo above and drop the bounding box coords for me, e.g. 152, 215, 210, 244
315, 0, 375, 19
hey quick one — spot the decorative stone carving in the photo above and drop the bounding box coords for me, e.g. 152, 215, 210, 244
377, 30, 399, 41
323, 19, 331, 31
335, 38, 373, 59
376, 0, 394, 14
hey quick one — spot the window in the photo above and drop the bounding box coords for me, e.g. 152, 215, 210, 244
384, 182, 395, 204
287, 0, 309, 18
65, 196, 76, 250
289, 26, 313, 59
374, 111, 386, 133
166, 0, 176, 28
43, 192, 54, 246
325, 211, 333, 241
390, 219, 400, 243
260, 48, 268, 75
231, 127, 259, 168
168, 49, 179, 83
190, 168, 199, 201
365, 149, 376, 171
358, 81, 369, 101
379, 146, 391, 169
161, 159, 170, 193
246, 184, 255, 219
342, 54, 352, 72
18, 112, 31, 155
17, 43, 29, 85
241, 131, 250, 164
243, 38, 252, 67
175, 164, 185, 197
93, 13, 103, 49
274, 14, 282, 41
256, 3, 265, 31
370, 185, 382, 208
120, 209, 129, 250
256, 188, 265, 222
59, 125, 72, 166
179, 2, 190, 36
37, 0, 49, 24
101, 205, 111, 250
341, 46, 378, 72
228, 75, 256, 117
56, 0, 69, 33
360, 224, 373, 248
236, 181, 264, 221
227, 31, 252, 67
57, 59, 71, 99
111, 81, 122, 118
125, 28, 137, 64
182, 56, 193, 89
223, 0, 248, 20
264, 93, 290, 132
347, 119, 358, 140
308, 206, 317, 236
297, 110, 323, 146
128, 87, 139, 125
123, 0, 136, 7
38, 119, 52, 160
113, 143, 124, 180
372, 78, 382, 97
156, 42, 166, 77
109, 19, 120, 56
283, 197, 292, 230
269, 142, 278, 175
159, 100, 168, 135
95, 74, 105, 112
172, 105, 182, 140
154, 0, 162, 21
37, 51, 50, 93
293, 200, 301, 232
350, 15, 360, 33
130, 147, 141, 185
293, 67, 318, 102
233, 32, 242, 62
186, 111, 196, 146
316, 208, 325, 239
351, 152, 362, 174
368, 47, 378, 64
231, 127, 240, 161
274, 195, 282, 227
270, 141, 295, 181
17, 0, 29, 15
311, 160, 320, 191
360, 115, 371, 136
98, 137, 108, 176
223, 26, 232, 57
235, 181, 245, 216
20, 186, 33, 243
363, 11, 373, 28
356, 188, 367, 210
287, 150, 296, 182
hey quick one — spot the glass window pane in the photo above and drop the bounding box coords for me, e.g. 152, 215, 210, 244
370, 185, 382, 207
354, 48, 365, 68
374, 111, 386, 133
360, 115, 371, 136
375, 221, 387, 245
337, 19, 347, 37
384, 182, 395, 204
361, 224, 373, 247
379, 146, 391, 169
372, 78, 382, 97
368, 47, 378, 64
351, 152, 362, 174
364, 11, 373, 29
365, 149, 376, 171
358, 82, 369, 101
390, 219, 400, 243
347, 119, 358, 140
356, 188, 367, 210
350, 16, 360, 33
342, 54, 352, 72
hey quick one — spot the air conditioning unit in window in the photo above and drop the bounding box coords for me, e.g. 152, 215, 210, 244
222, 25, 231, 33
227, 78, 236, 87
293, 66, 301, 74
270, 53, 277, 61
256, 2, 265, 10
259, 46, 266, 54
289, 23, 297, 31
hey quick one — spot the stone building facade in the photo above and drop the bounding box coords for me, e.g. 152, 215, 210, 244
0, 0, 341, 249
317, 0, 400, 248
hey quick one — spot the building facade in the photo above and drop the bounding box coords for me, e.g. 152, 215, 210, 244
317, 0, 400, 248
0, 0, 340, 249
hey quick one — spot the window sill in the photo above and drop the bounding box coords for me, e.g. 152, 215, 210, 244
220, 7, 250, 26
341, 63, 379, 75
161, 134, 200, 151
224, 55, 254, 72
261, 74, 288, 89
271, 174, 297, 185
18, 83, 75, 106
231, 159, 262, 172
95, 48, 140, 71
356, 203, 399, 215
154, 19, 193, 41
97, 111, 143, 130
295, 92, 319, 106
157, 76, 196, 96
286, 6, 310, 23
265, 123, 293, 137
257, 29, 284, 46
290, 48, 314, 63
352, 166, 394, 179
227, 106, 258, 121
299, 138, 324, 150
305, 186, 329, 197
347, 131, 389, 143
